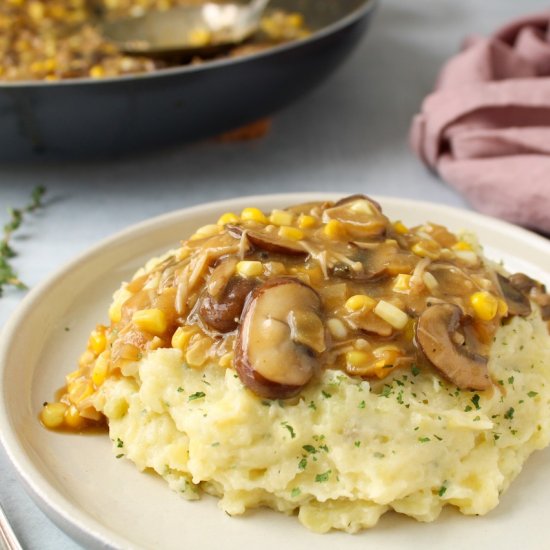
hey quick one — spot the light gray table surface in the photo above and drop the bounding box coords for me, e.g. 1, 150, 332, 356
1, 0, 548, 548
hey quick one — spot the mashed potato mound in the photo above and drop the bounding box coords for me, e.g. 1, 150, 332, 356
94, 312, 550, 532
44, 196, 550, 533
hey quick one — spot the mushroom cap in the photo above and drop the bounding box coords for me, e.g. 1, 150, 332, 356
497, 273, 532, 317
323, 195, 388, 239
198, 276, 257, 333
227, 225, 307, 256
235, 277, 325, 399
416, 303, 491, 391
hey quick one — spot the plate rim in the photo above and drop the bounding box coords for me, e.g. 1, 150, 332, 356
1, 192, 549, 549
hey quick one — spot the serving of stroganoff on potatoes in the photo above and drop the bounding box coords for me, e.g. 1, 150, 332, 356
41, 196, 550, 533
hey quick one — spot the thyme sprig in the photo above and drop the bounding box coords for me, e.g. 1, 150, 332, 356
0, 186, 46, 297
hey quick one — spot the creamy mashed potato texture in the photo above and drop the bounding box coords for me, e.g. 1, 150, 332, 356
42, 196, 550, 532
95, 313, 550, 532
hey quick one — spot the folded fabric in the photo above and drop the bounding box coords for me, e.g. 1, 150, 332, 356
410, 11, 550, 234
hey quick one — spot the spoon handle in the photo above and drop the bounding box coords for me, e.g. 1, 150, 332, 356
0, 504, 22, 550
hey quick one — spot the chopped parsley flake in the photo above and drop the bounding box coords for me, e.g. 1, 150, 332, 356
508, 376, 514, 385
298, 458, 307, 470
434, 434, 443, 441
315, 470, 332, 483
418, 437, 431, 443
471, 394, 481, 410
493, 433, 501, 441
188, 391, 205, 401
528, 391, 538, 398
354, 441, 361, 448
116, 438, 124, 448
358, 400, 366, 409
302, 444, 316, 454
291, 487, 301, 498
374, 452, 385, 459
411, 365, 420, 377
438, 483, 447, 497
116, 454, 124, 459
319, 444, 329, 453
177, 387, 184, 393
211, 442, 220, 447
321, 390, 332, 399
381, 386, 392, 398
308, 401, 317, 410
504, 407, 515, 420
281, 422, 296, 439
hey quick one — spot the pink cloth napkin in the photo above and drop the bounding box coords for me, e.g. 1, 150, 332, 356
410, 12, 550, 234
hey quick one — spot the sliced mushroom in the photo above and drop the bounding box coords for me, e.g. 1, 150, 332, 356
235, 277, 325, 399
198, 276, 257, 333
416, 303, 491, 390
496, 273, 531, 317
227, 225, 306, 256
323, 195, 388, 239
331, 240, 417, 281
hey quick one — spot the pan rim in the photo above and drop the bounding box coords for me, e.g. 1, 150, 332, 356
0, 0, 376, 89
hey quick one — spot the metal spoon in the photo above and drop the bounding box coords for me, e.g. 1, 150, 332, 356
96, 0, 271, 56
0, 503, 23, 550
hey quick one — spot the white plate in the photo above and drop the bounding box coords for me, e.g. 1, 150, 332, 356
1, 194, 549, 550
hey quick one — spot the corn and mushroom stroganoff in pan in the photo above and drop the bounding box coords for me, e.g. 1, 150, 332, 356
41, 196, 550, 532
0, 0, 309, 82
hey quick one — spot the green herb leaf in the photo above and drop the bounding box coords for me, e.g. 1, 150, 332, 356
282, 422, 296, 439
0, 186, 46, 297
302, 444, 316, 454
438, 483, 447, 497
291, 487, 301, 498
298, 458, 307, 471
116, 438, 124, 448
188, 391, 206, 401
527, 391, 538, 398
471, 394, 481, 410
504, 407, 515, 420
315, 470, 332, 483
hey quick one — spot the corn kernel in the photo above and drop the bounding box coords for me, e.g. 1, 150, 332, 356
265, 261, 286, 276
92, 354, 109, 386
452, 240, 473, 251
241, 207, 268, 224
88, 328, 107, 355
345, 294, 376, 312
327, 318, 347, 339
236, 260, 263, 278
219, 351, 234, 368
171, 326, 197, 351
190, 224, 220, 240
64, 405, 85, 429
393, 220, 409, 235
185, 337, 212, 368
68, 379, 94, 404
278, 226, 304, 241
323, 219, 346, 239
40, 402, 68, 429
89, 65, 105, 78
188, 28, 212, 47
109, 302, 122, 323
403, 319, 415, 341
470, 291, 498, 321
217, 212, 240, 226
374, 300, 409, 330
346, 350, 372, 368
392, 274, 411, 293
269, 209, 293, 226
287, 12, 303, 27
412, 241, 440, 260
132, 308, 168, 335
298, 214, 317, 229
498, 298, 509, 317
454, 250, 479, 266
28, 1, 45, 20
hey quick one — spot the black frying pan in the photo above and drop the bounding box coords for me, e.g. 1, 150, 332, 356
0, 0, 376, 160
